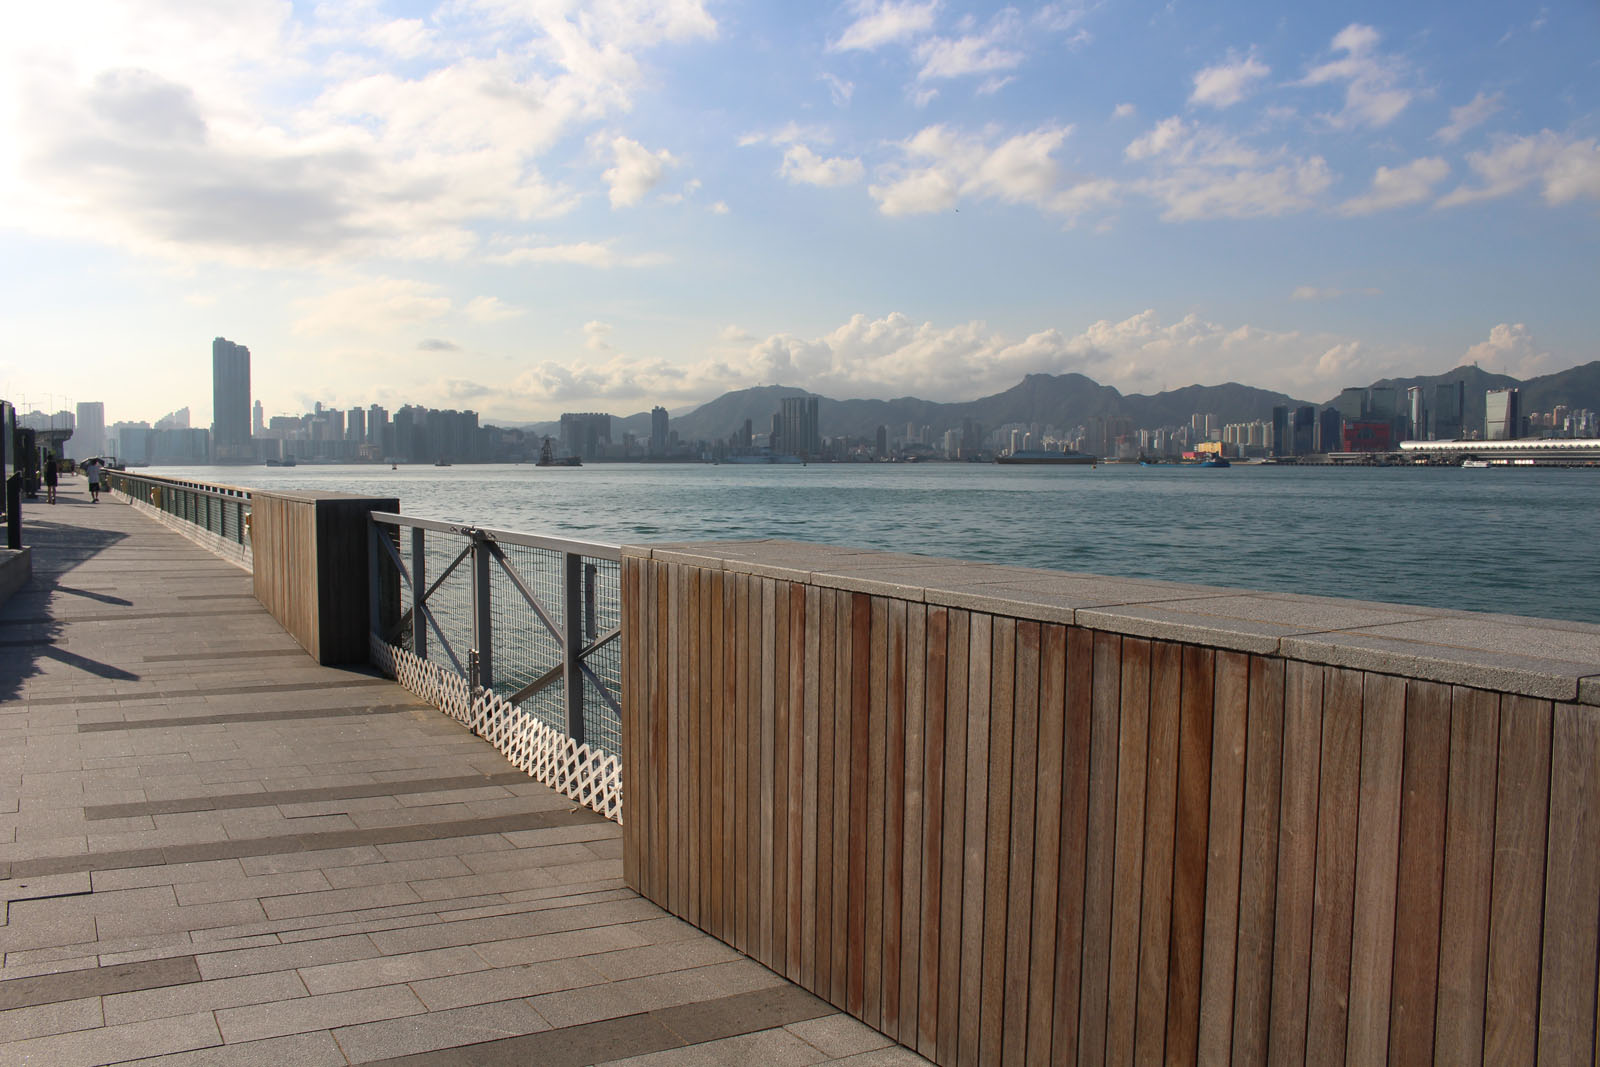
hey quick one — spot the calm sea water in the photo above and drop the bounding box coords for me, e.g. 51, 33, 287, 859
157, 462, 1599, 624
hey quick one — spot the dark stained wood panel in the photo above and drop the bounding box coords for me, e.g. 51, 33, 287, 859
1167, 643, 1215, 1065
1304, 667, 1362, 1067
1232, 654, 1285, 1067
1077, 628, 1121, 1065
1107, 635, 1152, 1066
1002, 620, 1039, 1065
1267, 659, 1321, 1066
1538, 702, 1600, 1066
1194, 647, 1248, 1065
1026, 622, 1067, 1067
980, 617, 1016, 1067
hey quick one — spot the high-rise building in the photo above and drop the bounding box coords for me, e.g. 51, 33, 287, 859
211, 337, 252, 462
1334, 387, 1367, 423
1405, 386, 1427, 441
876, 425, 888, 458
346, 407, 365, 443
73, 402, 105, 460
560, 412, 612, 460
367, 404, 388, 445
1485, 388, 1520, 440
1292, 405, 1316, 454
1270, 405, 1290, 457
780, 396, 821, 458
1432, 381, 1464, 440
1316, 407, 1342, 452
252, 400, 264, 437
650, 406, 669, 455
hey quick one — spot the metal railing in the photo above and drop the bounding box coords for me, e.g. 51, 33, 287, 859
103, 469, 253, 550
368, 513, 623, 757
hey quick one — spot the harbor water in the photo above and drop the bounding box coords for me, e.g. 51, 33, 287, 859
153, 462, 1598, 625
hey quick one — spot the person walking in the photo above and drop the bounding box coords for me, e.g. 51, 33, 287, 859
84, 458, 102, 503
44, 455, 59, 504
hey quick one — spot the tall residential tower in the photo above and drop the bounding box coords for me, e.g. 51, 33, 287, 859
212, 337, 252, 462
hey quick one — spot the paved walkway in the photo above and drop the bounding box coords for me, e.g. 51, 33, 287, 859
0, 482, 925, 1066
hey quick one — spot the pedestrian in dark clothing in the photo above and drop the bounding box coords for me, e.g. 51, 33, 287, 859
44, 456, 58, 504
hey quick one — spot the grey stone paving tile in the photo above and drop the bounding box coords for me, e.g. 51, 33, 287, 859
783, 1013, 898, 1058
467, 916, 697, 969
110, 1031, 349, 1067
0, 913, 98, 953
239, 845, 384, 875
584, 939, 747, 983
5, 885, 174, 922
91, 859, 246, 892
409, 956, 608, 1012
596, 1026, 829, 1067
102, 969, 310, 1026
0, 994, 103, 1041
273, 912, 440, 945
457, 841, 606, 875
370, 1010, 680, 1067
408, 866, 554, 901
3, 932, 192, 972
97, 899, 268, 940
0, 870, 92, 902
321, 856, 473, 889
333, 998, 552, 1064
100, 935, 280, 967
436, 886, 631, 922
215, 983, 427, 1043
373, 833, 515, 862
528, 959, 787, 1030
174, 870, 334, 906
261, 883, 422, 920
0, 955, 102, 981
298, 945, 490, 995
824, 1047, 933, 1065
196, 932, 383, 981
367, 897, 662, 956
0, 1009, 221, 1066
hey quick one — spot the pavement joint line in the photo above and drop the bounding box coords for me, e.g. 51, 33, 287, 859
0, 607, 263, 627
141, 649, 308, 662
4, 807, 606, 880
0, 954, 202, 1011
85, 771, 535, 820
25, 677, 394, 707
76, 703, 426, 732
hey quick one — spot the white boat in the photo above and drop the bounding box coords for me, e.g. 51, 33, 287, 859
1461, 459, 1492, 468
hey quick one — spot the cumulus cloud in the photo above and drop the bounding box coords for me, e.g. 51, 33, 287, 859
1464, 323, 1553, 378
486, 240, 668, 268
1298, 23, 1412, 128
1435, 91, 1503, 144
292, 278, 451, 336
1124, 117, 1332, 220
870, 124, 1116, 221
584, 320, 614, 351
780, 144, 865, 187
418, 338, 461, 351
1437, 130, 1600, 207
601, 135, 676, 208
1111, 102, 1136, 120
830, 0, 938, 52
1339, 157, 1449, 215
463, 295, 523, 322
913, 12, 1025, 82
1190, 55, 1270, 109
0, 0, 714, 265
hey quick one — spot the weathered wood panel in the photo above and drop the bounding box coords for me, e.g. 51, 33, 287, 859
620, 552, 1595, 1067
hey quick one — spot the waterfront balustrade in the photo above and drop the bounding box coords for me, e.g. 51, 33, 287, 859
95, 472, 1600, 1065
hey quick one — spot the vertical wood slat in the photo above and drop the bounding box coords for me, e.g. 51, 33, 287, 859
1433, 686, 1500, 1063
733, 571, 751, 956
1053, 626, 1094, 1066
979, 617, 1017, 1067
788, 582, 807, 984
1077, 629, 1121, 1065
1107, 636, 1152, 1065
1483, 694, 1552, 1065
707, 569, 723, 937
1157, 641, 1204, 1063
814, 586, 837, 1004
832, 588, 854, 1010
668, 563, 683, 921
771, 579, 790, 977
865, 596, 889, 1029
1194, 648, 1248, 1064
917, 607, 949, 1060
1167, 643, 1215, 1065
722, 572, 738, 944
1002, 621, 1040, 1064
1344, 672, 1406, 1066
882, 599, 909, 1038
956, 613, 992, 1067
1267, 659, 1322, 1066
620, 556, 638, 890
1232, 655, 1285, 1066
1388, 679, 1452, 1066
689, 567, 703, 929
760, 578, 777, 968
1304, 667, 1362, 1066
746, 572, 762, 957
1026, 622, 1067, 1067
1538, 702, 1600, 1065
801, 584, 821, 992
848, 593, 872, 1018
936, 609, 970, 1066
898, 603, 928, 1049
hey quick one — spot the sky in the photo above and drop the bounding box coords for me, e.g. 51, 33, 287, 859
1, 0, 1596, 428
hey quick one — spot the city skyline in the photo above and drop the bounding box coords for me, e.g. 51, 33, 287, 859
2, 2, 1596, 425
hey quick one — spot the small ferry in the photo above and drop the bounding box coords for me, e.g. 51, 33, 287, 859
996, 449, 1098, 466
264, 457, 297, 467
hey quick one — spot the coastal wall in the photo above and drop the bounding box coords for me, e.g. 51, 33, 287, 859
619, 539, 1600, 1066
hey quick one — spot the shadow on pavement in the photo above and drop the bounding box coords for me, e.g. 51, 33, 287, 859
0, 516, 133, 702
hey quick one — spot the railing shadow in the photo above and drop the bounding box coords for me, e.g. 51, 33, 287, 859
0, 517, 134, 703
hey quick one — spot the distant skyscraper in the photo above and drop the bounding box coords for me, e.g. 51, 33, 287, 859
1432, 381, 1464, 440
1316, 407, 1342, 452
1405, 386, 1427, 441
367, 404, 388, 445
650, 406, 669, 455
252, 399, 264, 437
780, 395, 821, 458
1270, 405, 1290, 457
1485, 388, 1520, 440
347, 407, 365, 443
560, 412, 612, 460
1334, 388, 1367, 423
1292, 405, 1316, 454
211, 337, 251, 462
73, 401, 105, 460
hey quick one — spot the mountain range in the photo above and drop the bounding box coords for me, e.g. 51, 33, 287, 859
511, 360, 1600, 443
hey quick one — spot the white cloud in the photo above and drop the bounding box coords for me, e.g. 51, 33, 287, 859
780, 144, 865, 187
871, 124, 1115, 221
1464, 322, 1553, 378
830, 0, 938, 52
1434, 91, 1503, 144
601, 135, 675, 208
1124, 117, 1332, 220
709, 200, 730, 214
584, 320, 614, 351
1339, 157, 1449, 215
821, 72, 854, 106
1438, 130, 1600, 207
292, 277, 451, 336
487, 240, 668, 268
1111, 102, 1136, 120
1298, 23, 1412, 128
914, 13, 1024, 82
463, 295, 524, 322
1291, 286, 1382, 301
1189, 55, 1269, 109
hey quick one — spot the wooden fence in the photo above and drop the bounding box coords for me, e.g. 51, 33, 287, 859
620, 546, 1599, 1066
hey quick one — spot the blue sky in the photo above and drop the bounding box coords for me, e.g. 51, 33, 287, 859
1, 0, 1596, 427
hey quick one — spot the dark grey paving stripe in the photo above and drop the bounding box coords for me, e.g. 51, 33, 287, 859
369, 984, 834, 1067
0, 637, 55, 648
176, 593, 257, 600
3, 807, 604, 880
86, 771, 535, 820
77, 702, 425, 732
0, 955, 200, 1011
0, 607, 260, 627
142, 648, 306, 663
27, 676, 394, 707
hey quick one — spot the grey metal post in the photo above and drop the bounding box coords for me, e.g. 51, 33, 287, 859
563, 551, 586, 745
471, 533, 493, 691
411, 526, 427, 659
366, 518, 380, 648
584, 562, 598, 641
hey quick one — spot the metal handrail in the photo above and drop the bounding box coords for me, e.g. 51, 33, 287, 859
104, 469, 253, 501
103, 469, 253, 552
368, 511, 620, 560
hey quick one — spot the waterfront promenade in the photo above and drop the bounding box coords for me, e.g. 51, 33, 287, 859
0, 483, 923, 1066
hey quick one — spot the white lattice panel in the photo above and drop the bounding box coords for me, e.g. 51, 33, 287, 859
371, 636, 622, 822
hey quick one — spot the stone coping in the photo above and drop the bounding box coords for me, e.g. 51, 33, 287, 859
0, 546, 31, 607
624, 538, 1600, 704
